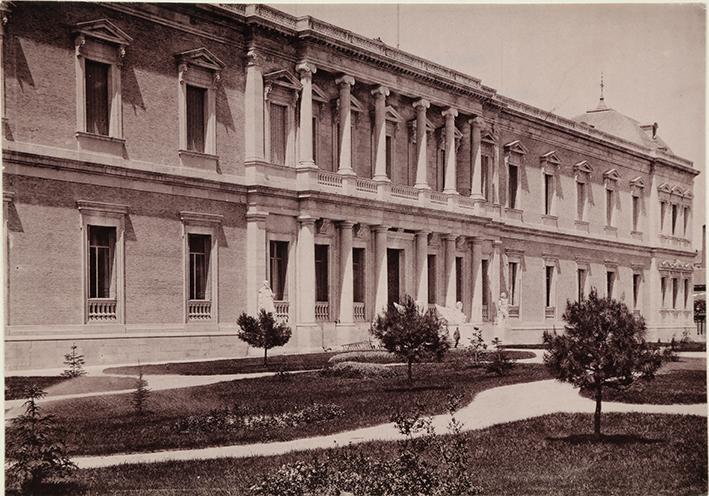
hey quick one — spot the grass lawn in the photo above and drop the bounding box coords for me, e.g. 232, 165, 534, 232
42, 361, 550, 456
581, 369, 706, 405
51, 413, 706, 496
103, 349, 535, 376
5, 376, 139, 400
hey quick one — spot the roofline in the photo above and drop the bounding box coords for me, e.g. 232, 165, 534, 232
207, 4, 694, 172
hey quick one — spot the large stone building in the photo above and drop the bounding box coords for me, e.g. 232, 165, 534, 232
2, 3, 700, 370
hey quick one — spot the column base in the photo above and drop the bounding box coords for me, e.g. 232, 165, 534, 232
415, 183, 431, 190
443, 189, 459, 196
373, 175, 391, 183
337, 168, 357, 177
297, 161, 318, 171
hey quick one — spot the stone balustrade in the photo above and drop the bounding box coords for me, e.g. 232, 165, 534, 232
317, 170, 343, 189
88, 298, 117, 321
353, 302, 366, 321
188, 300, 211, 321
315, 301, 330, 321
545, 307, 555, 319
390, 184, 419, 200
274, 300, 289, 323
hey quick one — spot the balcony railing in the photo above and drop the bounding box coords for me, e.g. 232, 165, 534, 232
390, 184, 419, 200
355, 177, 378, 194
88, 298, 117, 322
274, 300, 289, 323
188, 300, 211, 321
458, 196, 476, 209
482, 304, 489, 321
509, 306, 520, 319
430, 191, 448, 204
317, 170, 343, 188
315, 301, 330, 321
545, 307, 555, 319
353, 302, 366, 321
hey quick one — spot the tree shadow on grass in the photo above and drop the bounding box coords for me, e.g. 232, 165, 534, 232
546, 433, 666, 445
383, 384, 449, 393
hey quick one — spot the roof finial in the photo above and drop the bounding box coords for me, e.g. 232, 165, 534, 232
600, 72, 605, 101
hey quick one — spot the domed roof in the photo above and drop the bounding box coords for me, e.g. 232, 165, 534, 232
572, 98, 672, 153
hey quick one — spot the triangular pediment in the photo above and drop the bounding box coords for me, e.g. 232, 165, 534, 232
74, 19, 132, 46
264, 69, 302, 91
573, 160, 593, 174
481, 129, 496, 144
671, 185, 685, 196
350, 94, 364, 113
657, 183, 672, 194
312, 83, 328, 104
176, 47, 225, 72
683, 189, 693, 199
540, 151, 561, 167
504, 140, 528, 155
602, 168, 620, 181
629, 177, 645, 189
385, 105, 403, 123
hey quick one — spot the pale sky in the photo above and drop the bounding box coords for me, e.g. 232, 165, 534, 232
275, 3, 706, 250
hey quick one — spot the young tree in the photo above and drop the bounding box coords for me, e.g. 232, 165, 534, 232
132, 370, 151, 416
61, 343, 86, 378
543, 289, 664, 437
237, 309, 292, 365
370, 295, 450, 381
465, 327, 487, 367
6, 385, 76, 494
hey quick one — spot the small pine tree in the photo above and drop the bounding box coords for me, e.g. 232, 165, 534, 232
237, 310, 292, 365
61, 343, 86, 378
466, 328, 488, 367
485, 345, 515, 376
132, 370, 151, 416
6, 385, 76, 494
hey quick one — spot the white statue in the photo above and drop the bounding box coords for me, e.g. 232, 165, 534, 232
257, 280, 275, 314
496, 291, 509, 324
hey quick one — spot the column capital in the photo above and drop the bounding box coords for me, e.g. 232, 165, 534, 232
468, 115, 483, 127
415, 229, 430, 236
372, 225, 390, 233
246, 46, 264, 68
296, 60, 317, 76
339, 220, 356, 230
443, 233, 458, 242
442, 107, 459, 119
335, 75, 355, 87
371, 85, 390, 98
246, 208, 268, 222
413, 98, 430, 110
298, 215, 318, 226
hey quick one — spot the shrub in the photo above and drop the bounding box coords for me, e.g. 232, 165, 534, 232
328, 351, 401, 365
322, 361, 396, 379
237, 310, 292, 365
6, 385, 76, 495
61, 343, 86, 378
370, 295, 450, 381
485, 348, 515, 376
466, 328, 488, 367
132, 370, 151, 416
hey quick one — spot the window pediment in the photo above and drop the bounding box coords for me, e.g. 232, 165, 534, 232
504, 140, 528, 156
264, 69, 302, 93
385, 105, 403, 124
603, 168, 620, 182
573, 160, 593, 174
312, 83, 328, 104
671, 185, 685, 197
74, 19, 132, 48
540, 151, 561, 174
481, 129, 497, 145
657, 183, 672, 194
176, 48, 225, 73
629, 176, 645, 189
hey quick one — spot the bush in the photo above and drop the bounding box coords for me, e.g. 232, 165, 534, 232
61, 343, 86, 378
6, 385, 76, 495
485, 349, 515, 376
328, 351, 401, 365
237, 310, 292, 365
322, 361, 396, 379
132, 371, 150, 416
466, 328, 488, 367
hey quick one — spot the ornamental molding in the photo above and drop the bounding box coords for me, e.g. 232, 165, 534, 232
657, 182, 672, 194
176, 48, 225, 85
602, 168, 620, 182
659, 259, 694, 273
77, 200, 129, 217
455, 236, 467, 251
437, 124, 463, 151
480, 129, 497, 145
353, 223, 369, 240
316, 218, 332, 235
427, 232, 440, 248
179, 211, 223, 226
573, 160, 593, 175
629, 176, 646, 189
264, 68, 302, 93
540, 151, 561, 167
73, 18, 132, 48
407, 117, 436, 143
504, 140, 528, 156
311, 83, 328, 106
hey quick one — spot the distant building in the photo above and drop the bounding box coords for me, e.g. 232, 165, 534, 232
2, 3, 700, 369
694, 225, 706, 337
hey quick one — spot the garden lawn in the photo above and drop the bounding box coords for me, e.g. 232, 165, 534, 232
42, 362, 550, 456
52, 413, 707, 496
580, 368, 706, 404
5, 376, 138, 400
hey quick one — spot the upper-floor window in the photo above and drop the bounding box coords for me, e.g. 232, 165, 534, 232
73, 19, 132, 143
508, 163, 519, 209
385, 134, 393, 178
671, 203, 679, 235
176, 48, 224, 158
508, 261, 519, 306
504, 140, 527, 210
632, 273, 641, 309
683, 207, 690, 237
481, 155, 490, 201
574, 161, 593, 222
632, 195, 640, 232
671, 277, 679, 309
660, 276, 667, 307
428, 254, 437, 304
315, 244, 329, 303
603, 169, 619, 228
576, 181, 586, 221
660, 201, 667, 232
606, 270, 615, 298
264, 69, 302, 167
544, 174, 554, 215
270, 102, 288, 165
269, 240, 289, 301
605, 188, 614, 227
629, 177, 645, 232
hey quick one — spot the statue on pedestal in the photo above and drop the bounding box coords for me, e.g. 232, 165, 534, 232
257, 280, 275, 314
496, 291, 509, 325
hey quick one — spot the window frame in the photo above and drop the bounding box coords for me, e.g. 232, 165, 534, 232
606, 269, 616, 298
268, 239, 290, 301
314, 243, 330, 304
544, 263, 555, 310
427, 254, 437, 305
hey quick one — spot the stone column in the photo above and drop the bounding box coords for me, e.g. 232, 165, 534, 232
415, 231, 429, 304
470, 117, 483, 198
297, 61, 316, 168
297, 216, 317, 324
413, 99, 431, 189
244, 46, 265, 162
442, 108, 459, 195
444, 234, 457, 307
373, 225, 389, 317
470, 238, 483, 321
492, 141, 501, 205
335, 75, 356, 176
339, 221, 355, 324
246, 208, 268, 315
372, 85, 391, 182
490, 240, 502, 319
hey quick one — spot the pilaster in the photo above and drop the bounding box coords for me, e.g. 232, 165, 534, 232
373, 225, 389, 317
244, 46, 265, 162
413, 98, 431, 190
296, 61, 317, 169
338, 221, 355, 324
336, 75, 356, 176
246, 208, 268, 315
442, 108, 459, 195
371, 85, 391, 182
297, 215, 317, 324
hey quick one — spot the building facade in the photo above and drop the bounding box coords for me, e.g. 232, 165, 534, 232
2, 3, 700, 370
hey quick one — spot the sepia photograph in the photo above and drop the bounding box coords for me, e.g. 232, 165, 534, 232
2, 2, 706, 495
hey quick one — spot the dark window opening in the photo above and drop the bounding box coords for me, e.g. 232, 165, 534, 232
85, 60, 110, 136
315, 244, 329, 302
269, 240, 289, 301
88, 225, 115, 299
188, 233, 210, 300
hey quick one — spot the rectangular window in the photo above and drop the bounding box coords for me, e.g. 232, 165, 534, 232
427, 254, 437, 304
481, 156, 490, 200
576, 181, 586, 220
606, 188, 614, 226
671, 204, 678, 235
481, 260, 490, 308
353, 248, 365, 303
188, 234, 210, 300
683, 207, 690, 237
455, 256, 463, 304
88, 225, 115, 299
577, 268, 586, 301
633, 273, 641, 309
85, 60, 110, 136
544, 174, 553, 215
632, 195, 640, 231
269, 240, 289, 301
315, 244, 329, 302
545, 265, 554, 308
684, 279, 689, 309
508, 164, 518, 209
672, 277, 678, 309
270, 103, 287, 165
508, 262, 518, 306
186, 85, 206, 153
661, 276, 667, 307
606, 270, 615, 298
437, 150, 445, 191
660, 201, 666, 232
385, 135, 393, 178
312, 116, 318, 164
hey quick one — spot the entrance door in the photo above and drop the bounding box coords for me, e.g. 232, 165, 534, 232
387, 249, 401, 306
